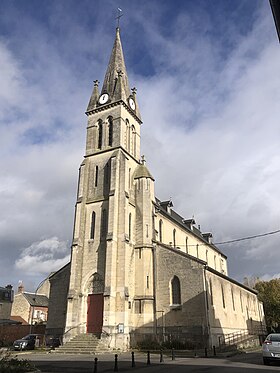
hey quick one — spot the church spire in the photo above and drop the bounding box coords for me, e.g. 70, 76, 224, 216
101, 27, 130, 101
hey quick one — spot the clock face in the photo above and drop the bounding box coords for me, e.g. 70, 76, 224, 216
99, 93, 109, 105
128, 97, 136, 110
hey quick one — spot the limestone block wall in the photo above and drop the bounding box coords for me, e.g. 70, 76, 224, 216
46, 263, 70, 337
205, 269, 265, 346
11, 294, 31, 324
155, 244, 207, 331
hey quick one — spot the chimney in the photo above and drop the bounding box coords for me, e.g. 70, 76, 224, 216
18, 281, 24, 294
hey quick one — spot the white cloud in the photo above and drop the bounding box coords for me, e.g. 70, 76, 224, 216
15, 237, 70, 275
0, 1, 279, 290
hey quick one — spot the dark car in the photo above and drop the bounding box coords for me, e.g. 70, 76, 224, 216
46, 336, 61, 349
13, 334, 42, 351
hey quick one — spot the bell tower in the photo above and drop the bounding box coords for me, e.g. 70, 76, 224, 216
64, 27, 155, 348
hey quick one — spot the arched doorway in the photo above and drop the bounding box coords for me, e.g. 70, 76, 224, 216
87, 273, 104, 336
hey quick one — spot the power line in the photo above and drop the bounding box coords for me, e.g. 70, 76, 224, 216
168, 229, 280, 247
214, 229, 280, 246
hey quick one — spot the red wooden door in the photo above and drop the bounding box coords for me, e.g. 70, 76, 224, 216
87, 294, 104, 334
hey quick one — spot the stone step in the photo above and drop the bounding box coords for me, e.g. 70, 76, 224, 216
53, 333, 111, 355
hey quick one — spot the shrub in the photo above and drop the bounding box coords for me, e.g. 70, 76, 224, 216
0, 351, 37, 373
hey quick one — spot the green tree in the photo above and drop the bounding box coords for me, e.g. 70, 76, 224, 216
255, 278, 280, 332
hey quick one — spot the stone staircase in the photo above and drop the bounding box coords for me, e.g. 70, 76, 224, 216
52, 333, 112, 355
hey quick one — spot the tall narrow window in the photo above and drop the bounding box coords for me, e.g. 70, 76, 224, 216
128, 168, 131, 189
131, 125, 136, 156
159, 220, 163, 242
173, 229, 176, 247
101, 209, 107, 238
95, 166, 98, 187
221, 284, 225, 308
240, 291, 243, 312
108, 116, 113, 146
185, 237, 188, 253
105, 162, 110, 186
214, 256, 217, 270
171, 276, 181, 305
128, 213, 132, 240
98, 120, 102, 149
196, 244, 199, 258
90, 211, 96, 239
126, 119, 130, 150
206, 250, 208, 263
209, 279, 213, 305
231, 287, 235, 311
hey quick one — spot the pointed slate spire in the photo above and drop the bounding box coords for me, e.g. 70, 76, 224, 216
86, 80, 100, 113
101, 27, 130, 101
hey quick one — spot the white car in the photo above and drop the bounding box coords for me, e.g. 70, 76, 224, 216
262, 333, 280, 365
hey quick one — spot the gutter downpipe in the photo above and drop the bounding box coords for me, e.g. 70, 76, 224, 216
203, 265, 212, 349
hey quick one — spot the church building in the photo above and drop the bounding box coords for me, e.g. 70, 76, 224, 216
46, 27, 265, 350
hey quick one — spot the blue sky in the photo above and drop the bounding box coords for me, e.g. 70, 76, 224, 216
0, 0, 280, 292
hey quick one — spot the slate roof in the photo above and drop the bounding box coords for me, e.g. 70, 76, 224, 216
23, 293, 49, 307
155, 197, 226, 258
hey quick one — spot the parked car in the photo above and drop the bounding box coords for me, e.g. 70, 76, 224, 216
13, 334, 43, 351
262, 333, 280, 365
46, 336, 61, 349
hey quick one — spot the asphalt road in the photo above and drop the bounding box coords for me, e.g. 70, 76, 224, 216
18, 350, 280, 373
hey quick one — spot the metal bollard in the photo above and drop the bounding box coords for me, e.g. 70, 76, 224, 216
204, 347, 208, 357
171, 348, 175, 360
160, 349, 164, 363
131, 351, 135, 367
147, 351, 151, 365
213, 345, 216, 356
93, 357, 98, 373
114, 354, 118, 372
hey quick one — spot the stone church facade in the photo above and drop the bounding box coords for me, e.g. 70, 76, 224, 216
46, 28, 265, 350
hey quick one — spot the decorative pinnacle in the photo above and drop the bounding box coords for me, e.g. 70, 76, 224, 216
141, 155, 146, 165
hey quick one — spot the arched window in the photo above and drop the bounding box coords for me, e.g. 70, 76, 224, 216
126, 119, 130, 150
173, 229, 176, 247
128, 213, 132, 240
185, 237, 188, 253
131, 125, 136, 156
196, 244, 199, 258
95, 166, 98, 187
209, 279, 213, 305
171, 276, 181, 305
108, 116, 113, 146
159, 220, 163, 242
90, 211, 96, 239
231, 287, 235, 311
101, 209, 107, 238
98, 120, 102, 149
105, 162, 110, 186
221, 284, 225, 308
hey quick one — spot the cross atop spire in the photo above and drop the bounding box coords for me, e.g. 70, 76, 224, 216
115, 8, 123, 28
